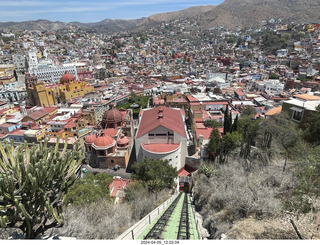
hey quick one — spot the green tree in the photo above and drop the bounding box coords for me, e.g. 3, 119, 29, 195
0, 137, 82, 239
269, 73, 280, 79
231, 114, 239, 132
206, 127, 221, 161
304, 105, 320, 145
199, 165, 216, 178
238, 116, 262, 160
131, 159, 177, 193
130, 92, 138, 103
241, 105, 256, 117
64, 173, 113, 206
204, 120, 223, 128
219, 131, 241, 163
223, 105, 231, 134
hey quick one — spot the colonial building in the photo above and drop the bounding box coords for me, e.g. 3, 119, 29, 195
85, 104, 134, 169
135, 106, 188, 170
26, 71, 94, 107
28, 65, 78, 83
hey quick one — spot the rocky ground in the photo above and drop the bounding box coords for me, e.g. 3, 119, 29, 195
223, 212, 320, 240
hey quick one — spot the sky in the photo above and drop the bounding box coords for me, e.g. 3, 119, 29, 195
0, 0, 224, 23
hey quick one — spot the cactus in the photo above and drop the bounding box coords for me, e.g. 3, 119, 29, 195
0, 136, 82, 239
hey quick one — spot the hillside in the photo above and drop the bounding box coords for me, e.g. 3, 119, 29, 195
147, 5, 216, 22
198, 0, 320, 29
1, 0, 320, 32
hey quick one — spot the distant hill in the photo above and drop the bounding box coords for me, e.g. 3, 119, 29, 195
1, 1, 320, 32
147, 5, 216, 22
197, 0, 320, 29
0, 19, 72, 31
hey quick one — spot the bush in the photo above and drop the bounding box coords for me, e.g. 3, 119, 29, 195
64, 173, 113, 206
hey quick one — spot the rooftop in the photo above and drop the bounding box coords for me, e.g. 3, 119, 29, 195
142, 142, 180, 153
137, 106, 186, 138
293, 94, 320, 101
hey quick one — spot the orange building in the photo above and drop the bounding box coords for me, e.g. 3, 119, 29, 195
85, 104, 134, 169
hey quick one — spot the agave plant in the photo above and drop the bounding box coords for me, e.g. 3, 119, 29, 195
0, 136, 82, 239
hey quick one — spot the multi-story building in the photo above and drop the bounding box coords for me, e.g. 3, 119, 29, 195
84, 104, 134, 169
26, 71, 94, 106
135, 106, 188, 170
282, 94, 320, 124
12, 54, 27, 74
29, 65, 78, 83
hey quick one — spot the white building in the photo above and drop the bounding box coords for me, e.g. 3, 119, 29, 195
135, 106, 188, 170
28, 51, 38, 70
206, 71, 233, 82
256, 80, 284, 95
29, 65, 78, 83
277, 49, 288, 58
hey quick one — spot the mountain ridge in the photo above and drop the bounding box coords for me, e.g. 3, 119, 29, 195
1, 1, 320, 32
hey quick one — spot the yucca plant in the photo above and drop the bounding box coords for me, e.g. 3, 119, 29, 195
0, 136, 82, 239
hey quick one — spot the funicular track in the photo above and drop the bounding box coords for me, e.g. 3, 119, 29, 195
144, 192, 183, 240
177, 192, 190, 239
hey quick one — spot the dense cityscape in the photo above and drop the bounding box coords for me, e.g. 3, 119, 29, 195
1, 1, 320, 241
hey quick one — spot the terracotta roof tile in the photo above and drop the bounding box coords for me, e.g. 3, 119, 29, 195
28, 110, 48, 121
265, 106, 282, 116
136, 106, 186, 138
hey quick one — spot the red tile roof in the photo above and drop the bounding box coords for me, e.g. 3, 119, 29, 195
0, 123, 15, 128
265, 106, 282, 116
293, 94, 320, 101
142, 143, 180, 153
203, 101, 229, 105
103, 128, 119, 137
187, 95, 198, 102
235, 90, 245, 96
195, 127, 223, 140
42, 107, 58, 114
64, 120, 77, 129
0, 108, 10, 115
0, 133, 7, 138
177, 168, 190, 177
109, 179, 132, 198
136, 106, 186, 138
195, 128, 213, 141
9, 129, 26, 136
27, 109, 48, 121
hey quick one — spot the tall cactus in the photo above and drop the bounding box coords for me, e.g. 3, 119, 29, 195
0, 136, 82, 239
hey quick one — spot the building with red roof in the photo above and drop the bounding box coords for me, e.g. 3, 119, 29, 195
109, 178, 133, 203
135, 106, 188, 170
84, 104, 134, 169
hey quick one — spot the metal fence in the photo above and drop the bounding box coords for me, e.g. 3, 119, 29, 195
116, 193, 178, 240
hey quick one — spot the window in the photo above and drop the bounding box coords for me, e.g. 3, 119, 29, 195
292, 110, 303, 122
111, 160, 114, 164
156, 134, 167, 136
291, 107, 303, 122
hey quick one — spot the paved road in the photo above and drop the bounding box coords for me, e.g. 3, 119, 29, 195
82, 164, 132, 179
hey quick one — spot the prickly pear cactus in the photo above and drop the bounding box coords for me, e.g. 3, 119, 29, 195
0, 136, 82, 239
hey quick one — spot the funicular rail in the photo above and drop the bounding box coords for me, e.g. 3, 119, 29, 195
144, 192, 183, 240
177, 192, 190, 239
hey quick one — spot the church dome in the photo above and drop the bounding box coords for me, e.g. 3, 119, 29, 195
93, 134, 115, 148
85, 134, 96, 144
102, 107, 123, 124
60, 71, 75, 84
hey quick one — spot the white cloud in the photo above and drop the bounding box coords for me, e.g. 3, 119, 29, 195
0, 0, 217, 21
